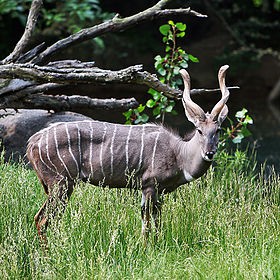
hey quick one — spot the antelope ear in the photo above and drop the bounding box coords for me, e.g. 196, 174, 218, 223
183, 103, 205, 126
180, 69, 206, 126
217, 104, 228, 125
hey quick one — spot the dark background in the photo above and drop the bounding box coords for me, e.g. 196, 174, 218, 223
1, 0, 280, 171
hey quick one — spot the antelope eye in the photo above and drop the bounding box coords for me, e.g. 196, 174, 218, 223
197, 128, 203, 135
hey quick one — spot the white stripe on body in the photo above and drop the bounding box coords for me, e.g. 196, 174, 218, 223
99, 122, 107, 178
65, 123, 80, 177
75, 123, 86, 178
53, 126, 73, 179
29, 143, 39, 173
110, 124, 117, 178
46, 128, 59, 174
137, 125, 145, 173
125, 125, 133, 171
38, 132, 57, 174
151, 131, 160, 172
89, 122, 94, 176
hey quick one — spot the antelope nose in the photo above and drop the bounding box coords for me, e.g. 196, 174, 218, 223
206, 151, 215, 160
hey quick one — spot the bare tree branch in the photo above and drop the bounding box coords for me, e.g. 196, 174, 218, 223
2, 93, 138, 111
30, 2, 207, 65
0, 63, 183, 98
0, 62, 238, 102
1, 0, 43, 64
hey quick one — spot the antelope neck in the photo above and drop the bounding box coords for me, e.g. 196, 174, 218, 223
177, 131, 211, 181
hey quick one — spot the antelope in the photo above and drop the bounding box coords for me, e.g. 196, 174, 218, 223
27, 65, 230, 242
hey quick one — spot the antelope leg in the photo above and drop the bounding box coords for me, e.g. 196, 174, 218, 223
141, 187, 159, 239
34, 179, 74, 244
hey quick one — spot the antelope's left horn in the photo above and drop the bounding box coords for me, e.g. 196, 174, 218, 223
210, 65, 230, 121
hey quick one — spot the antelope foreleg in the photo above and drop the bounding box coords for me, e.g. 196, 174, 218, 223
141, 187, 160, 242
34, 199, 49, 245
34, 180, 74, 244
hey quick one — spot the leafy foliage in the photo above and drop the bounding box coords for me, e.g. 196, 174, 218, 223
221, 108, 254, 146
0, 0, 110, 34
0, 0, 111, 56
124, 21, 198, 124
41, 0, 111, 34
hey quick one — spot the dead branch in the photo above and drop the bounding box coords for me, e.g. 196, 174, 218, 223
30, 2, 207, 65
1, 0, 43, 64
3, 93, 138, 112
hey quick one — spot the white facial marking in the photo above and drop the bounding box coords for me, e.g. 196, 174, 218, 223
183, 169, 195, 182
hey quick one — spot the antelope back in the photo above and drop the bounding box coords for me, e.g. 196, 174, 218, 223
27, 120, 180, 187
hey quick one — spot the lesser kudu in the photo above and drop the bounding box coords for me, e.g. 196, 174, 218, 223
27, 65, 230, 242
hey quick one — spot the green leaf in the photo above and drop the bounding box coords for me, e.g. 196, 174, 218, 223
159, 24, 170, 36
165, 46, 171, 52
165, 105, 174, 113
168, 20, 175, 26
140, 114, 149, 123
176, 32, 185, 38
154, 55, 165, 69
161, 96, 168, 103
122, 109, 132, 118
154, 55, 164, 63
240, 127, 252, 137
175, 22, 186, 31
244, 115, 253, 124
235, 108, 248, 119
148, 88, 157, 95
137, 104, 146, 113
188, 54, 199, 62
162, 36, 168, 43
158, 67, 166, 76
153, 106, 161, 117
146, 99, 156, 108
173, 66, 180, 75
125, 120, 132, 125
148, 89, 162, 101
232, 134, 244, 144
179, 61, 188, 68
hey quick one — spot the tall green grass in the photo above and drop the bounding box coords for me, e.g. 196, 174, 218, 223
0, 150, 279, 279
